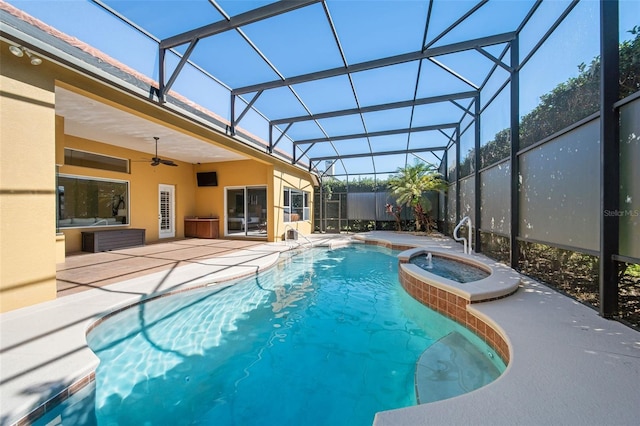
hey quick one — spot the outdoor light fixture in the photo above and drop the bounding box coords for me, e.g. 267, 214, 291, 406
8, 44, 42, 65
25, 50, 42, 65
8, 44, 23, 57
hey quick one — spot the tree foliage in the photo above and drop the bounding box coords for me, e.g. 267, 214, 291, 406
619, 25, 640, 98
320, 176, 385, 197
387, 161, 447, 232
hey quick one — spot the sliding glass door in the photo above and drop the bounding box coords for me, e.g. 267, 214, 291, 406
225, 186, 267, 237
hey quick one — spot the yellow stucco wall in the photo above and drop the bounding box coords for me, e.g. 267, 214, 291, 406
194, 161, 315, 241
0, 38, 316, 312
1, 42, 57, 311
58, 134, 198, 253
273, 168, 315, 241
194, 160, 272, 238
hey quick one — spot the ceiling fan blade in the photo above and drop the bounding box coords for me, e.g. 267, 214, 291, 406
150, 138, 178, 166
160, 159, 178, 166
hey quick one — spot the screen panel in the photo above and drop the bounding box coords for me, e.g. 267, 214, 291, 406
520, 119, 600, 251
347, 192, 376, 220
447, 184, 456, 224
459, 176, 475, 221
481, 161, 510, 235
619, 98, 640, 258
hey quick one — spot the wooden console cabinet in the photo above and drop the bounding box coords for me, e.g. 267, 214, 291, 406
185, 218, 219, 239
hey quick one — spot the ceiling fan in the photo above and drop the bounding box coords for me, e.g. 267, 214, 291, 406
150, 136, 177, 167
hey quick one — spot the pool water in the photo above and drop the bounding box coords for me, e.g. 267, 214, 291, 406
36, 246, 503, 426
410, 254, 490, 283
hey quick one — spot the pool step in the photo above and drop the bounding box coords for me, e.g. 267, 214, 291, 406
415, 331, 501, 404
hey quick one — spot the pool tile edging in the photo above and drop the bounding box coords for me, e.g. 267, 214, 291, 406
14, 372, 96, 426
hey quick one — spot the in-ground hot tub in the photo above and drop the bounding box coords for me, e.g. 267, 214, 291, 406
396, 247, 521, 407
410, 252, 490, 283
396, 247, 521, 366
398, 248, 518, 303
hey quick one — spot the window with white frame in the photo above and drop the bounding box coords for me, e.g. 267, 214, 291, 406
283, 188, 310, 222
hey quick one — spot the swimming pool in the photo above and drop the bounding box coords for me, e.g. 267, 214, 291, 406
36, 245, 503, 425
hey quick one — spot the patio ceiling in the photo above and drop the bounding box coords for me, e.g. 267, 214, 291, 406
55, 87, 248, 164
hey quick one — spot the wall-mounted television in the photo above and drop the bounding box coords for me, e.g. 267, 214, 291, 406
197, 171, 218, 187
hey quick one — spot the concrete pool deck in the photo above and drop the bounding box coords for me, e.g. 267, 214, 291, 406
1, 232, 639, 425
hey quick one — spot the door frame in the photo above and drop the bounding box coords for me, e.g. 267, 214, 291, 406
224, 186, 267, 238
324, 198, 341, 233
159, 184, 175, 238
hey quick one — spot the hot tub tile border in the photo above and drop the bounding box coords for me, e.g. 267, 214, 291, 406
365, 238, 514, 365
398, 265, 513, 364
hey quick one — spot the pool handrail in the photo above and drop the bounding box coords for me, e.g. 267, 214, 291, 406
453, 216, 472, 254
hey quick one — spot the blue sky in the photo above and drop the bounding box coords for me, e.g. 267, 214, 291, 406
7, 0, 638, 179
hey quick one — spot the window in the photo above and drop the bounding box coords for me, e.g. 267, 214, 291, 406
57, 175, 128, 228
284, 188, 310, 222
64, 148, 129, 173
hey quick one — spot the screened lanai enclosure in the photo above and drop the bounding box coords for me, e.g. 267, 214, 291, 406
8, 0, 639, 327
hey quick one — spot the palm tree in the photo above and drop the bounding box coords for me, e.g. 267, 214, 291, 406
387, 161, 447, 232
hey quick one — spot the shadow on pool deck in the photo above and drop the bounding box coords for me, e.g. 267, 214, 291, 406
3, 232, 639, 426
